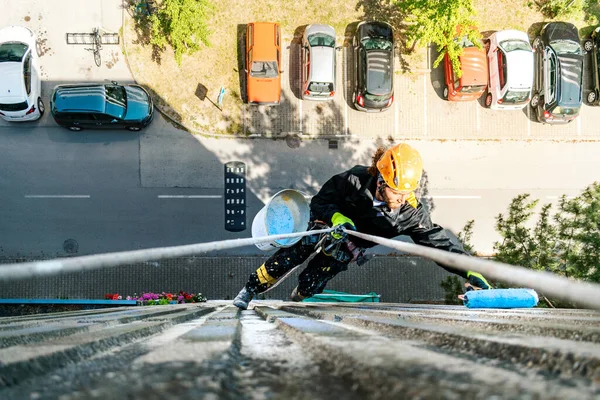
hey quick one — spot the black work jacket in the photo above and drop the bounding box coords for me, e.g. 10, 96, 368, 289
310, 165, 468, 254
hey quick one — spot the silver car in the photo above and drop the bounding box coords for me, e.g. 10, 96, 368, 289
301, 24, 337, 100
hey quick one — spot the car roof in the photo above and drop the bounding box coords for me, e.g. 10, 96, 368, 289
504, 50, 534, 90
458, 47, 488, 86
308, 46, 335, 83
557, 54, 583, 106
0, 62, 25, 102
249, 22, 278, 61
53, 85, 108, 113
366, 50, 392, 94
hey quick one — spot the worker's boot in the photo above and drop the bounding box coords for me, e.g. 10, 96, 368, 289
289, 286, 306, 302
233, 287, 254, 310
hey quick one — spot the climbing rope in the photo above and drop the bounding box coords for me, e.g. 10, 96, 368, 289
1, 227, 600, 310
346, 230, 600, 311
0, 228, 333, 281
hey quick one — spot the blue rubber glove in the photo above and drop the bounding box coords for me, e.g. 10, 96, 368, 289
331, 212, 356, 239
467, 271, 492, 290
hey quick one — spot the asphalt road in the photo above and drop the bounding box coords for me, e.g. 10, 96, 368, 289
1, 113, 599, 259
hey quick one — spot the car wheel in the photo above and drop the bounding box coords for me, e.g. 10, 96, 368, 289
588, 91, 597, 104
530, 93, 539, 108
584, 40, 594, 52
126, 126, 141, 132
68, 126, 82, 132
485, 93, 493, 107
37, 97, 45, 116
443, 87, 448, 99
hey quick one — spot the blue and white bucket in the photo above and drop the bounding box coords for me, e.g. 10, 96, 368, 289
251, 189, 310, 251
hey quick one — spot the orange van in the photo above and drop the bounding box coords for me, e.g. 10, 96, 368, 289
246, 22, 282, 105
443, 36, 487, 102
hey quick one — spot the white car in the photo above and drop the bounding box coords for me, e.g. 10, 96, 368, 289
0, 26, 44, 121
485, 30, 533, 110
301, 24, 337, 101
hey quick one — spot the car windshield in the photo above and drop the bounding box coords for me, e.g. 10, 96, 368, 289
104, 85, 127, 119
362, 37, 392, 51
551, 39, 582, 55
459, 85, 486, 93
502, 89, 530, 104
308, 82, 333, 93
454, 35, 476, 48
499, 39, 531, 52
307, 33, 335, 48
0, 101, 28, 111
250, 61, 279, 78
552, 106, 580, 116
0, 42, 28, 62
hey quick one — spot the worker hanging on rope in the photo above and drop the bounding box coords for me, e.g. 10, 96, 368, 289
233, 143, 491, 309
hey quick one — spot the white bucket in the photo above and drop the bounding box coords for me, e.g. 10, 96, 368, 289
251, 189, 310, 251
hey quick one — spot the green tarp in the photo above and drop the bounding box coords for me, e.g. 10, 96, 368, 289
302, 289, 380, 303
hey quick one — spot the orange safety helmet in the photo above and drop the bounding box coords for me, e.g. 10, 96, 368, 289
376, 143, 423, 192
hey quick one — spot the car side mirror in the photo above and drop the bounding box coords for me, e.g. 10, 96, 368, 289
111, 119, 118, 123
335, 46, 342, 51
244, 68, 248, 73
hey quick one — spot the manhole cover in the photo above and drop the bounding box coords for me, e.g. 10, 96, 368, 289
63, 239, 79, 254
286, 134, 301, 149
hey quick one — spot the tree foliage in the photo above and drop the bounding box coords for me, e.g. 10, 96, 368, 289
395, 0, 481, 77
537, 0, 586, 18
149, 0, 213, 65
440, 183, 600, 306
493, 184, 600, 283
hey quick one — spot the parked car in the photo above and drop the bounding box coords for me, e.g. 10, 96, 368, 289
584, 27, 600, 105
352, 21, 394, 112
50, 83, 154, 131
443, 32, 488, 101
301, 24, 336, 101
530, 22, 583, 124
485, 30, 533, 110
246, 22, 282, 105
0, 26, 43, 121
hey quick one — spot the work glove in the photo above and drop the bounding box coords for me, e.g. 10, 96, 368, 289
466, 271, 492, 290
331, 212, 356, 239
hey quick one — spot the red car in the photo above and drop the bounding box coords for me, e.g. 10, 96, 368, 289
443, 34, 488, 101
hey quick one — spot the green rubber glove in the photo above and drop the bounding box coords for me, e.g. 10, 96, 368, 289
466, 271, 492, 290
331, 212, 356, 239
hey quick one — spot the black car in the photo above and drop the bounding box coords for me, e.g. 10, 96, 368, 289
352, 21, 394, 112
530, 22, 583, 124
50, 83, 154, 131
584, 27, 600, 105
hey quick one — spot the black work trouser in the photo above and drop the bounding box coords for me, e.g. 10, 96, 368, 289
244, 241, 350, 297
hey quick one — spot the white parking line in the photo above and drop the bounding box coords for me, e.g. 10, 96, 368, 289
475, 102, 480, 132
344, 46, 349, 135
158, 195, 222, 199
422, 195, 481, 199
25, 195, 90, 198
424, 45, 429, 136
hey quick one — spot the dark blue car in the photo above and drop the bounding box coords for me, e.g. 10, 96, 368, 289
50, 83, 154, 131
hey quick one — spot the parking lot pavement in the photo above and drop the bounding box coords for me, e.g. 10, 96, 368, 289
244, 36, 600, 141
0, 0, 133, 128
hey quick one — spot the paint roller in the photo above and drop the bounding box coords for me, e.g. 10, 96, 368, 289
462, 288, 539, 309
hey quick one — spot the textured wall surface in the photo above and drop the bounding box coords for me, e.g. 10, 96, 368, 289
0, 256, 454, 302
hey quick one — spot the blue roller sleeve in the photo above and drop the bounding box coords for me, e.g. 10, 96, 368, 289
463, 288, 539, 309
